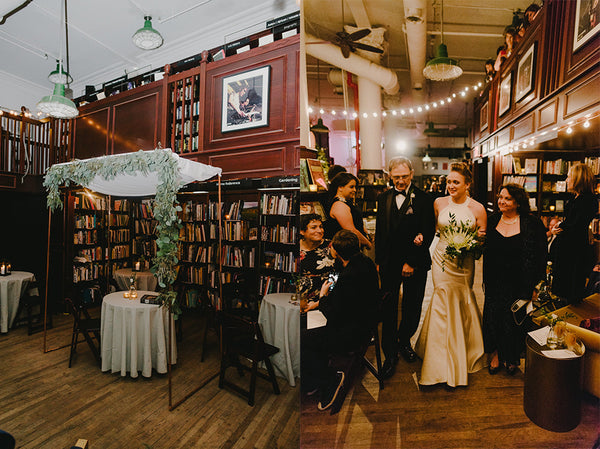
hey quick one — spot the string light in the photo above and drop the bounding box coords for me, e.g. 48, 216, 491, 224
308, 84, 484, 118
583, 120, 590, 128
566, 126, 573, 134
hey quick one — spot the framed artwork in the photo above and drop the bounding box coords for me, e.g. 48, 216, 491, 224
221, 65, 270, 133
498, 72, 512, 116
480, 102, 489, 131
573, 0, 600, 51
516, 43, 535, 101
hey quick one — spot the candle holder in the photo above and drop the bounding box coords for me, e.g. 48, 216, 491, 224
0, 261, 10, 276
124, 273, 137, 299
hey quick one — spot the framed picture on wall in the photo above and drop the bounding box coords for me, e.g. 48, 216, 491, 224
498, 72, 512, 116
480, 101, 489, 131
573, 0, 600, 51
516, 43, 535, 101
221, 65, 270, 133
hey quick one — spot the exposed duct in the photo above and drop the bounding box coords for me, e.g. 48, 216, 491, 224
403, 0, 427, 95
306, 33, 399, 95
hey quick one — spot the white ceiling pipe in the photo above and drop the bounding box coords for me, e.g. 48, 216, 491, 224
403, 0, 427, 93
306, 33, 399, 95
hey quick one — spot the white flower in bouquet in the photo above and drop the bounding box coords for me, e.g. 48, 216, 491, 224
440, 212, 484, 270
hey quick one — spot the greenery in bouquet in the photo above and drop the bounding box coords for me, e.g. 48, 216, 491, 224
439, 212, 484, 271
292, 273, 313, 295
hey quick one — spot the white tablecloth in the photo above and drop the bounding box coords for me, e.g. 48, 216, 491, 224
114, 269, 158, 291
258, 292, 300, 386
101, 291, 176, 378
0, 271, 34, 333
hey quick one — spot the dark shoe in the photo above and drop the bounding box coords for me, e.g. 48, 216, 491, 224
399, 344, 417, 363
381, 357, 398, 379
488, 364, 500, 375
506, 364, 518, 376
318, 371, 344, 411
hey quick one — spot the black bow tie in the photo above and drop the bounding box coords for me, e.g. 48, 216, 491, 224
395, 189, 407, 196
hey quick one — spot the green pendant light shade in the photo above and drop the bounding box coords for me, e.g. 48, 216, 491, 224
423, 43, 462, 81
423, 0, 463, 82
37, 83, 79, 119
48, 60, 72, 84
37, 0, 78, 119
132, 16, 163, 50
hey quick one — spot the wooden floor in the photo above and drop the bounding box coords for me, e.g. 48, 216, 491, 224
301, 258, 600, 449
0, 311, 299, 449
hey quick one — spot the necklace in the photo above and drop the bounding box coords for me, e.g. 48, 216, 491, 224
501, 215, 519, 225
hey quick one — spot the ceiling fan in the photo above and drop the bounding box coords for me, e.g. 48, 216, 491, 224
333, 28, 383, 58
307, 0, 383, 59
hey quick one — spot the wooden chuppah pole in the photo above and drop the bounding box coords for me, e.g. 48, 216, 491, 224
168, 175, 222, 411
43, 190, 72, 353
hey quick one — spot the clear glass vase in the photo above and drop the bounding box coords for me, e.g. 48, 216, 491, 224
547, 325, 559, 349
128, 276, 137, 299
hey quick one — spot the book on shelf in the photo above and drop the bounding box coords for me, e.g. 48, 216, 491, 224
513, 157, 522, 174
555, 199, 564, 212
555, 180, 566, 192
306, 158, 328, 190
300, 201, 326, 220
529, 198, 537, 211
300, 159, 311, 192
523, 176, 537, 193
524, 158, 538, 174
241, 201, 259, 221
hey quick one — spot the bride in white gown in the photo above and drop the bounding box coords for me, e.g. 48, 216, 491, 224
415, 162, 488, 387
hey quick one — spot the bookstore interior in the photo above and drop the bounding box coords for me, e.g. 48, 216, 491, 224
0, 0, 599, 448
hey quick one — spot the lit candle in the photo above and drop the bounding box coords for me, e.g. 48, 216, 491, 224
0, 264, 5, 275
549, 205, 555, 212
309, 184, 318, 192
135, 261, 141, 271
6, 263, 11, 274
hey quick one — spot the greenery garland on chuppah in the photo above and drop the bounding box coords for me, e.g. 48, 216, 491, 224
44, 149, 184, 316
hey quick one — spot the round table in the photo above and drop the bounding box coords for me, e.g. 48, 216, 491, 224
0, 271, 34, 333
258, 292, 300, 386
113, 268, 157, 292
524, 335, 585, 432
100, 291, 176, 378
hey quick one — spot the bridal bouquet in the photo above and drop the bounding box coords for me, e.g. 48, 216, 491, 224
440, 212, 484, 270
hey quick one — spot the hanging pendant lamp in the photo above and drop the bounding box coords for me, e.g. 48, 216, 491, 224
132, 16, 163, 50
47, 60, 72, 84
423, 0, 462, 81
37, 0, 78, 119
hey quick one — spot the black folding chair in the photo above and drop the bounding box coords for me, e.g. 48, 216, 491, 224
13, 279, 52, 335
65, 282, 102, 367
218, 311, 280, 406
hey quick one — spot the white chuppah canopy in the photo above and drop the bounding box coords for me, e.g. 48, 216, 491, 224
49, 149, 222, 196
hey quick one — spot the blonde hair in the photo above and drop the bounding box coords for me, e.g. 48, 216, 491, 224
569, 163, 594, 194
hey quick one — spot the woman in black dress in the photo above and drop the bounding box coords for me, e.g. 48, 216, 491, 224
483, 184, 547, 375
299, 214, 335, 300
324, 172, 372, 249
550, 163, 598, 303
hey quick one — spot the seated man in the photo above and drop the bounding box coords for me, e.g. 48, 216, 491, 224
302, 230, 380, 410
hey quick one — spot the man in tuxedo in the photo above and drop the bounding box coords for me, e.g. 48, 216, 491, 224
375, 157, 436, 379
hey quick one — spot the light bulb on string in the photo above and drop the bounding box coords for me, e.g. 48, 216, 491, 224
583, 120, 590, 128
566, 126, 573, 134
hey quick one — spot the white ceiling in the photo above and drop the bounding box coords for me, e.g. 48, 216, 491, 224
0, 0, 299, 111
304, 0, 535, 147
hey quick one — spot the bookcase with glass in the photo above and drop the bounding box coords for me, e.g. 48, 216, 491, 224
167, 74, 202, 154
132, 198, 158, 269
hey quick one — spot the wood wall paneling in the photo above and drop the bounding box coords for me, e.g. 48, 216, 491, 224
72, 108, 110, 160
204, 36, 299, 151
0, 173, 16, 188
207, 146, 286, 178
563, 72, 600, 119
496, 129, 510, 148
512, 114, 535, 141
560, 0, 600, 86
538, 99, 559, 130
111, 92, 161, 154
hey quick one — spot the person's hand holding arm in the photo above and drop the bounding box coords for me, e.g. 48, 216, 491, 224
331, 202, 372, 249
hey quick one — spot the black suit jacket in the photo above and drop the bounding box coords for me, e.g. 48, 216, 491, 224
375, 185, 436, 270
